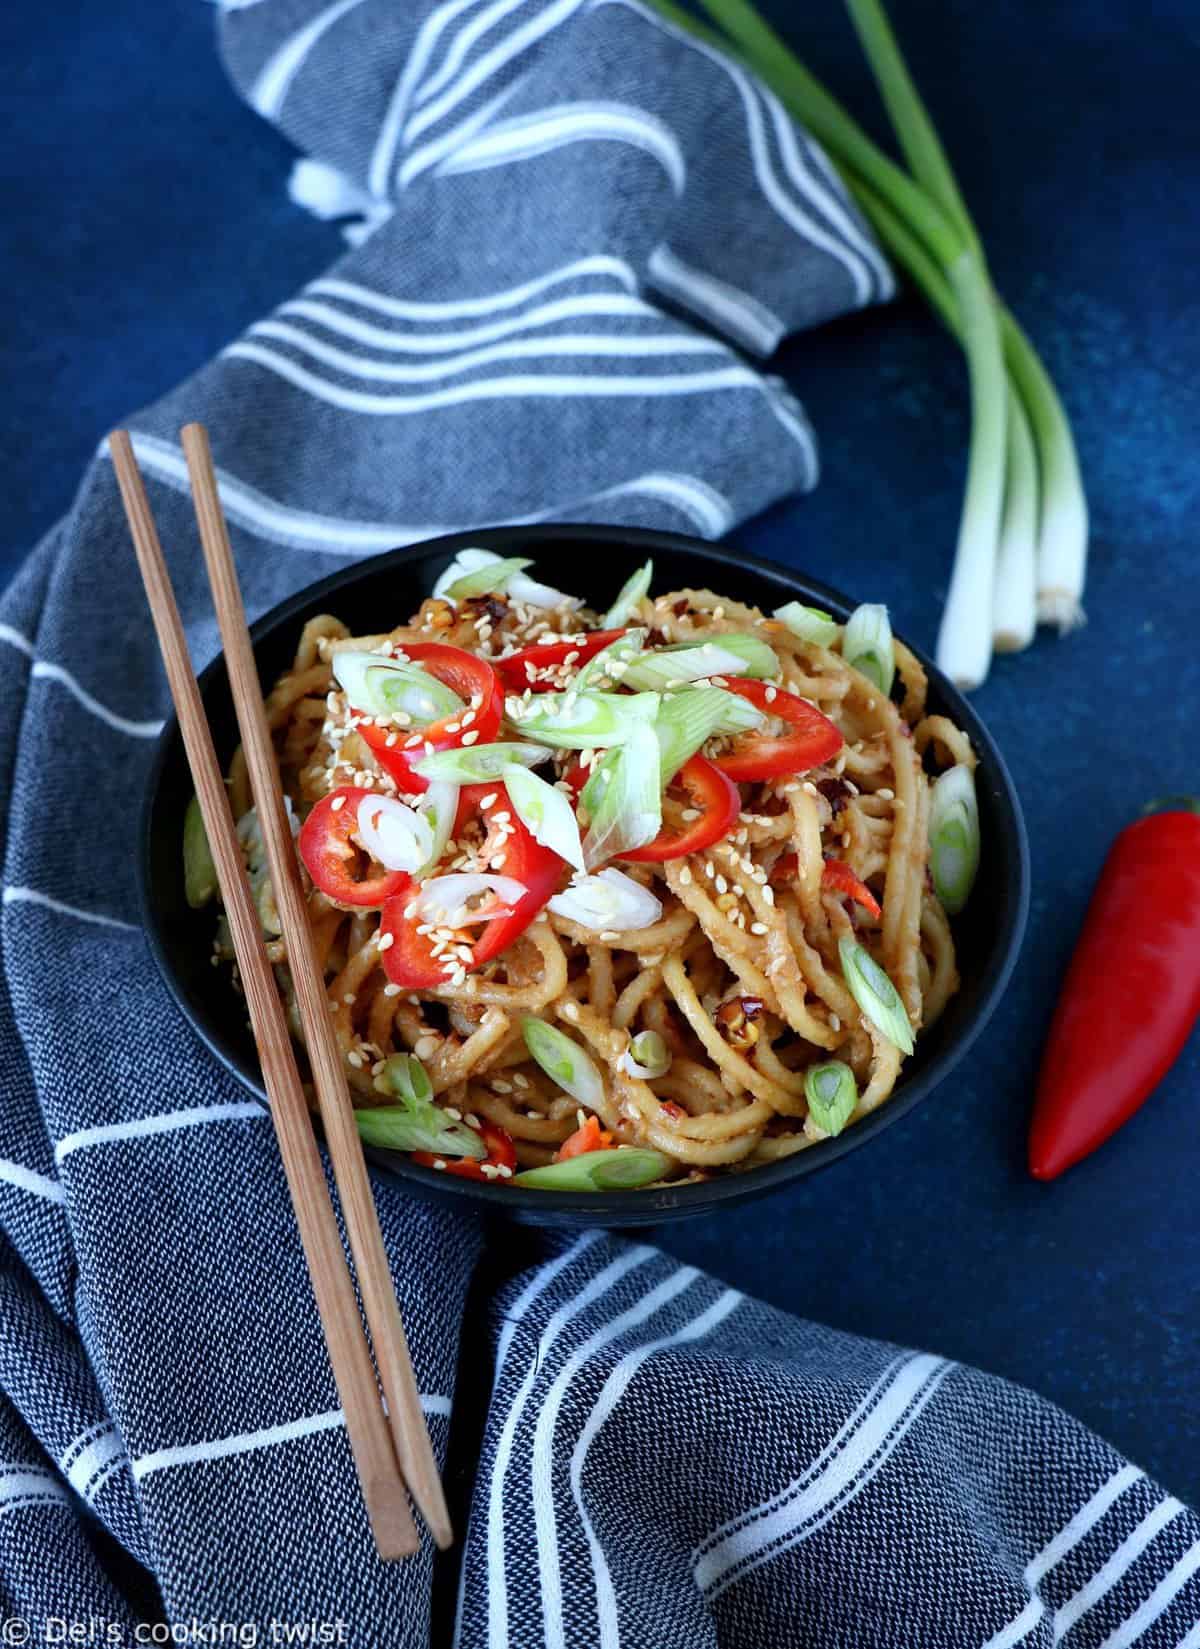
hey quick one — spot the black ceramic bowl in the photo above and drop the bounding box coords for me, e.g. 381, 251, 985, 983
140, 525, 1028, 1227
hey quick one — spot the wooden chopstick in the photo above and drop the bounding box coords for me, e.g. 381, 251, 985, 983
109, 431, 418, 1562
178, 423, 453, 1551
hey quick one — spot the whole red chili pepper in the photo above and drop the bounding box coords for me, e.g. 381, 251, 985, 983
1028, 801, 1200, 1180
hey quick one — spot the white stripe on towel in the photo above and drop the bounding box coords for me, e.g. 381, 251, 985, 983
3, 887, 136, 932
55, 1102, 266, 1166
0, 1157, 66, 1206
250, 0, 368, 118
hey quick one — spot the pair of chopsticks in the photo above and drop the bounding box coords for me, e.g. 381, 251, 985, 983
111, 424, 451, 1561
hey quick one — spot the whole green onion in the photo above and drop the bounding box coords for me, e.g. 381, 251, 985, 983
513, 1148, 670, 1191
443, 555, 532, 600
837, 936, 914, 1055
183, 795, 217, 909
804, 1060, 858, 1136
355, 1054, 487, 1159
928, 764, 980, 915
842, 604, 895, 696
603, 560, 654, 627
773, 601, 841, 648
521, 1017, 606, 1110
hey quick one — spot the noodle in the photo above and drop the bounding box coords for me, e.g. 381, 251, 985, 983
214, 575, 974, 1186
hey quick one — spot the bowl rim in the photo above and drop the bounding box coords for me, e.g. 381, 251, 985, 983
139, 523, 1030, 1226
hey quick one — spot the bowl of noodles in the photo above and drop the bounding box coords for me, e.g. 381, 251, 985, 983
140, 525, 1028, 1227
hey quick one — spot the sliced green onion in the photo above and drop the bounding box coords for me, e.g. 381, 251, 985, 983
406, 872, 525, 926
620, 1029, 671, 1080
521, 1017, 606, 1110
573, 628, 648, 692
414, 741, 547, 784
655, 686, 763, 782
417, 780, 457, 877
837, 936, 914, 1055
236, 800, 297, 937
355, 1055, 487, 1159
444, 556, 533, 601
512, 689, 660, 750
804, 1060, 858, 1136
183, 795, 217, 909
928, 764, 980, 915
355, 793, 434, 873
774, 600, 841, 648
842, 604, 895, 695
622, 633, 776, 690
603, 560, 654, 627
580, 723, 662, 867
503, 763, 585, 872
332, 650, 463, 725
548, 868, 662, 931
512, 1147, 670, 1191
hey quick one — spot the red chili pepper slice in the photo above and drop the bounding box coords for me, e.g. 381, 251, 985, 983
821, 858, 882, 919
378, 780, 565, 989
495, 629, 627, 693
620, 755, 739, 863
297, 787, 409, 908
711, 679, 843, 782
413, 1119, 516, 1180
353, 643, 503, 794
1029, 804, 1200, 1180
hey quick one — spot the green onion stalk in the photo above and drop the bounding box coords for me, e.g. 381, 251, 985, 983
645, 0, 1088, 683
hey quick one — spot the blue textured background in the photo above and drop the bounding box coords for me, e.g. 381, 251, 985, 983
5, 0, 1198, 1506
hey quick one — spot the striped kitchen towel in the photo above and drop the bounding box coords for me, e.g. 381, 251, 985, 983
0, 0, 1197, 1645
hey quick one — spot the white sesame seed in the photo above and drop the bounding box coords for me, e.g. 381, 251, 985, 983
461, 730, 480, 746
830, 1014, 841, 1032
343, 993, 356, 1005
330, 795, 346, 813
414, 1035, 439, 1059
561, 1001, 581, 1021
492, 1079, 513, 1094
750, 922, 768, 936
377, 932, 395, 952
383, 983, 401, 998
678, 865, 693, 885
347, 1051, 363, 1069
512, 1073, 530, 1089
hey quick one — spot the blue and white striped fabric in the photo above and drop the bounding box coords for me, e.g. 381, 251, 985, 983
0, 0, 1196, 1643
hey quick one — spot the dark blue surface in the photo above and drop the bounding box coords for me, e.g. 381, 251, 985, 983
5, 0, 1199, 1503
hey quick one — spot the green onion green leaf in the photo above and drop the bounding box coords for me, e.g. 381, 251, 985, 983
837, 936, 914, 1054
512, 1147, 671, 1191
620, 1029, 672, 1079
928, 763, 980, 915
842, 604, 895, 695
603, 560, 654, 627
414, 741, 547, 784
355, 1054, 487, 1159
183, 795, 217, 909
655, 686, 764, 782
503, 763, 585, 871
521, 1017, 606, 1110
573, 628, 648, 691
622, 632, 777, 690
580, 722, 662, 866
804, 1060, 858, 1136
511, 690, 660, 750
444, 556, 532, 600
774, 600, 841, 648
332, 651, 463, 725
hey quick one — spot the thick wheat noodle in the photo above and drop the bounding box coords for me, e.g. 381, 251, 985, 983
562, 997, 771, 1164
661, 956, 797, 1111
914, 714, 977, 771
920, 898, 959, 1026
219, 582, 970, 1186
784, 786, 826, 930
548, 903, 694, 954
